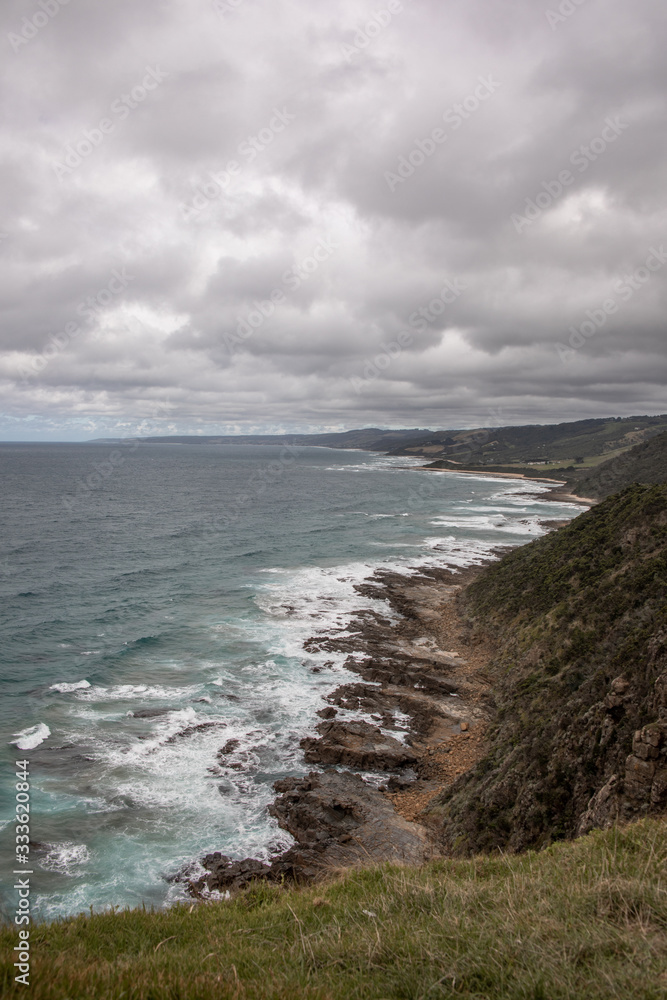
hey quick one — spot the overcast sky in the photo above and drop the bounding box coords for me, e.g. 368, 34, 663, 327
0, 0, 666, 440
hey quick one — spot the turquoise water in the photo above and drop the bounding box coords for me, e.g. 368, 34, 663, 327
0, 443, 581, 919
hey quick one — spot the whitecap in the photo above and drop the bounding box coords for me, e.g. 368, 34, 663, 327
422, 535, 515, 566
429, 513, 545, 536
76, 683, 202, 702
39, 842, 90, 877
10, 723, 51, 750
50, 680, 91, 693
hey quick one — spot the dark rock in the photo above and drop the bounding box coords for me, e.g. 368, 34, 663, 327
624, 755, 657, 802
188, 769, 429, 894
317, 707, 337, 719
653, 671, 667, 718
129, 708, 174, 719
217, 739, 241, 759
187, 855, 274, 895
269, 770, 427, 871
651, 765, 667, 807
163, 721, 226, 744
385, 772, 418, 792
300, 719, 417, 772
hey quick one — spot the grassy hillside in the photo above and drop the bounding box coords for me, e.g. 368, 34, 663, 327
424, 459, 566, 479
566, 431, 667, 499
2, 818, 665, 999
391, 414, 667, 469
428, 484, 667, 855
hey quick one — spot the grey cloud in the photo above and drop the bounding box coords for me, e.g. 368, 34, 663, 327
0, 0, 666, 440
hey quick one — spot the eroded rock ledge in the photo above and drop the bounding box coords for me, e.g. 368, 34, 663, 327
300, 719, 418, 771
178, 565, 496, 895
188, 769, 431, 895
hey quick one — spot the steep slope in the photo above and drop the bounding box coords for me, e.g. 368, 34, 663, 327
566, 430, 667, 499
427, 484, 667, 853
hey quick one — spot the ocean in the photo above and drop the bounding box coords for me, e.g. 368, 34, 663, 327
0, 442, 582, 919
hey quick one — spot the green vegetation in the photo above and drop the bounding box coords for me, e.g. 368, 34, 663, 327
423, 460, 567, 479
391, 414, 667, 468
566, 431, 667, 499
429, 484, 667, 854
2, 819, 666, 999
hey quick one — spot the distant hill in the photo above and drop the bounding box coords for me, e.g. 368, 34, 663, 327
90, 428, 430, 451
566, 430, 667, 499
428, 483, 667, 853
389, 414, 667, 469
92, 414, 667, 478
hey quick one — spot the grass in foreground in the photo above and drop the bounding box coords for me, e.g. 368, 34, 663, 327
1, 818, 666, 999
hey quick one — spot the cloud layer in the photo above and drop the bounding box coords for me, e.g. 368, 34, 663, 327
1, 0, 666, 439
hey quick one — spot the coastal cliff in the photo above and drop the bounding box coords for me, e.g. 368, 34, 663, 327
428, 483, 667, 851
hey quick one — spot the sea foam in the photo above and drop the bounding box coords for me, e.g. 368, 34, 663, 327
10, 723, 51, 750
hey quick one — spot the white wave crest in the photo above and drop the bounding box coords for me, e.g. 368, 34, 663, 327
50, 680, 91, 693
10, 723, 51, 750
76, 683, 202, 702
40, 842, 90, 876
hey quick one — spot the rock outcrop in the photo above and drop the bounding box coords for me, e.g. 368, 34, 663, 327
624, 720, 667, 810
270, 770, 428, 868
187, 770, 429, 895
300, 719, 418, 771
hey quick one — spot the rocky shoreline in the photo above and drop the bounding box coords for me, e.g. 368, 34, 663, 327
179, 564, 499, 897
416, 464, 597, 506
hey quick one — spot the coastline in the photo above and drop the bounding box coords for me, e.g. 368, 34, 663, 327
417, 464, 564, 482
416, 464, 597, 504
185, 563, 497, 894
539, 488, 599, 504
182, 467, 592, 897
